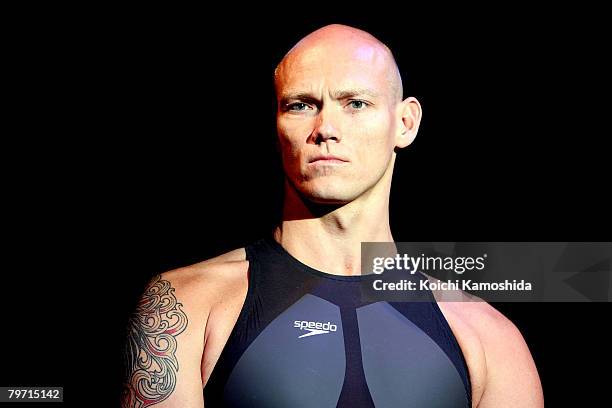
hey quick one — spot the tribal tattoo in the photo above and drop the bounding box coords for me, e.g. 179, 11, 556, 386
122, 274, 188, 408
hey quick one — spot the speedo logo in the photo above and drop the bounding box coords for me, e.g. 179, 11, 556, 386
293, 320, 338, 338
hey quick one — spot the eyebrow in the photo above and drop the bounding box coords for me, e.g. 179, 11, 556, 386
331, 88, 380, 99
279, 88, 380, 106
279, 93, 320, 107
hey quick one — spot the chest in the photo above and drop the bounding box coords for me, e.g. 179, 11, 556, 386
205, 292, 473, 407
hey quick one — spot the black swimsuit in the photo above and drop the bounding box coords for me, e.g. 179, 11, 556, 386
204, 236, 472, 407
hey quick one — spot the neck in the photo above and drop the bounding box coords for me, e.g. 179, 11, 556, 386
273, 157, 396, 277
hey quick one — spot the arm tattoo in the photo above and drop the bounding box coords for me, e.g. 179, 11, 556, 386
122, 274, 188, 408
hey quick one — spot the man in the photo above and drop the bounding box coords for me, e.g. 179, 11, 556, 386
122, 24, 544, 407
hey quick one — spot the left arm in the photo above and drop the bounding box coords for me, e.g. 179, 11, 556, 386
476, 310, 544, 407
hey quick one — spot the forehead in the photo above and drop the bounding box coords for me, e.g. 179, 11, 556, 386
277, 42, 392, 95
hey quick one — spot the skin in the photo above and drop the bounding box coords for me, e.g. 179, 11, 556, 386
121, 24, 544, 407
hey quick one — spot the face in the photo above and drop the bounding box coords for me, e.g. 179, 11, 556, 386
275, 41, 402, 205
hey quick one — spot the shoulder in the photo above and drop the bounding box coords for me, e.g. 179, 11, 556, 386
434, 286, 532, 370
156, 247, 250, 316
465, 302, 543, 407
423, 272, 523, 339
132, 247, 250, 339
447, 299, 525, 354
438, 297, 543, 407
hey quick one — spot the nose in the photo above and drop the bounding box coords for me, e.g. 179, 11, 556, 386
311, 106, 341, 144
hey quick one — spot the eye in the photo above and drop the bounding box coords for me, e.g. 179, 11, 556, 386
288, 102, 310, 111
348, 100, 367, 110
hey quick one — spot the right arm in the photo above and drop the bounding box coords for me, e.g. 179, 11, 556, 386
121, 271, 210, 408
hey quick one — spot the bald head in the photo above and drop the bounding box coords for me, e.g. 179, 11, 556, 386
275, 24, 403, 104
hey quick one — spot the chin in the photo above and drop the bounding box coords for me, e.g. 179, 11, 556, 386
307, 195, 350, 205
299, 182, 358, 205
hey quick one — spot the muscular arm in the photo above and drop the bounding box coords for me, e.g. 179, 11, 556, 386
428, 274, 544, 407
476, 308, 544, 407
121, 273, 207, 408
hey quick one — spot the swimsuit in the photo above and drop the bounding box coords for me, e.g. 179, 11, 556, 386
204, 236, 472, 407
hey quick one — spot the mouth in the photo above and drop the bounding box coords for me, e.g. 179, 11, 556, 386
308, 155, 349, 165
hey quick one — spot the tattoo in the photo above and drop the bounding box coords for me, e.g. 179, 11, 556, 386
122, 274, 188, 408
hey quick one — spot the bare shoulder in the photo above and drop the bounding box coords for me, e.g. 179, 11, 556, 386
463, 301, 543, 407
422, 272, 524, 342
159, 247, 249, 314
442, 296, 525, 353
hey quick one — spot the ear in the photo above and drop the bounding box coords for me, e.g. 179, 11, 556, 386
395, 97, 422, 149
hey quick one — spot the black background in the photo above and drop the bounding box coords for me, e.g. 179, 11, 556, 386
2, 4, 610, 407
